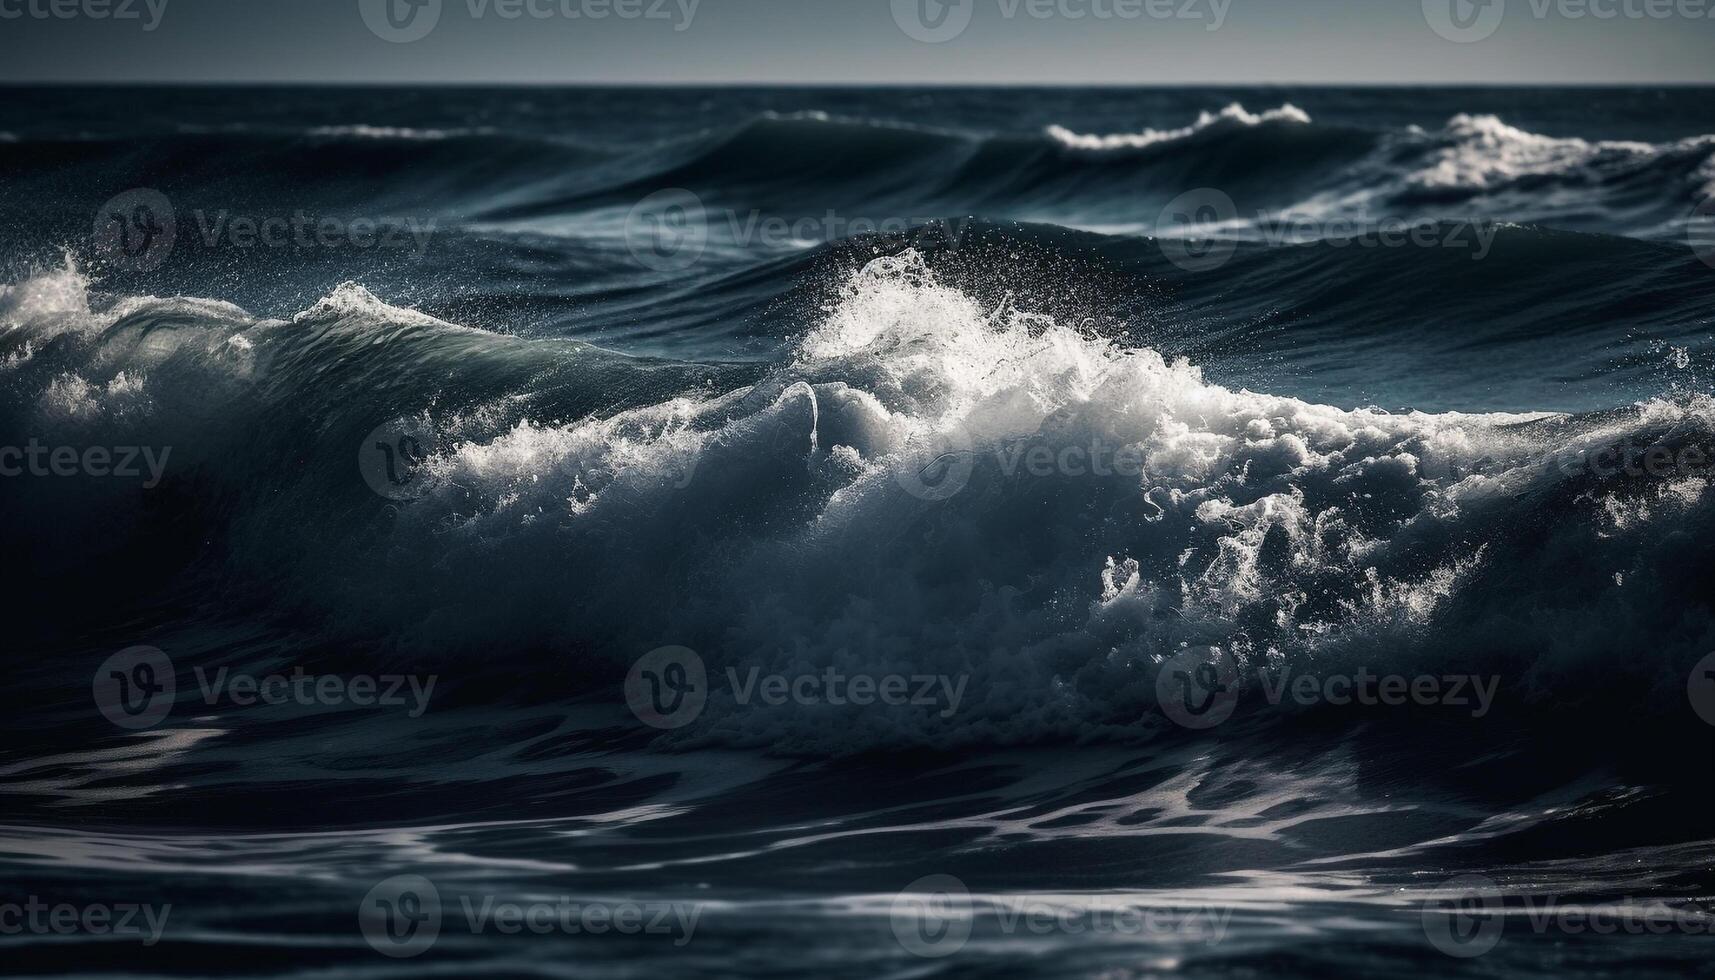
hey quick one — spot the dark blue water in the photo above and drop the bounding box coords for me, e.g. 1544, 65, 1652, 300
2, 86, 1714, 978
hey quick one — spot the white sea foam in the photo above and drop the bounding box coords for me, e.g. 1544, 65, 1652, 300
1411, 113, 1650, 190
1408, 113, 1715, 194
0, 257, 109, 338
39, 370, 148, 420
363, 250, 1715, 750
291, 282, 455, 330
306, 124, 493, 141
5, 254, 1708, 752
1046, 103, 1311, 151
1696, 153, 1715, 200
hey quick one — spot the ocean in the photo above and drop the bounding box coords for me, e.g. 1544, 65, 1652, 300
2, 85, 1714, 978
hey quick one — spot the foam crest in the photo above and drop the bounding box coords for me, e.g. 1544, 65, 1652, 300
348, 250, 1715, 749
1410, 112, 1709, 191
1046, 102, 1311, 151
306, 124, 491, 140
38, 370, 149, 420
292, 282, 454, 330
3, 249, 1707, 752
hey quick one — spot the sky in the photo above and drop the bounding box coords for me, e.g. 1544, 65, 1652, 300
0, 0, 1711, 84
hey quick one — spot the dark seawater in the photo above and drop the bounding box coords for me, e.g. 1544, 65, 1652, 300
1, 86, 1714, 977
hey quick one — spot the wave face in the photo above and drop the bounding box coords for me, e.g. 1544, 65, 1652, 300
4, 86, 1715, 979
4, 245, 1713, 748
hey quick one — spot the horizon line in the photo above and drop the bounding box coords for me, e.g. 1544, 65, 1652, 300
6, 79, 1715, 88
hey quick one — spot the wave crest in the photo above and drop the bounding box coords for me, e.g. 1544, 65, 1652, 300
1046, 102, 1313, 151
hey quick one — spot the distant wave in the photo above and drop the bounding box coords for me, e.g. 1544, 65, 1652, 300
305, 123, 500, 141
10, 102, 1709, 244
1402, 112, 1715, 198
473, 104, 1714, 242
1046, 101, 1313, 150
